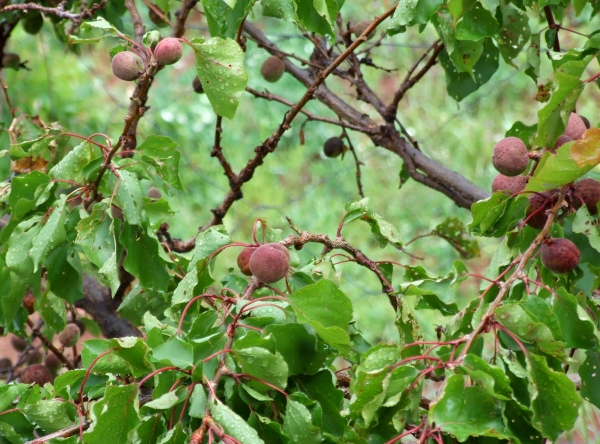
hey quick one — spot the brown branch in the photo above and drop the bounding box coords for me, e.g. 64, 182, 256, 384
0, 0, 108, 23
341, 127, 364, 198
544, 6, 561, 52
171, 0, 198, 38
157, 223, 196, 253
124, 0, 145, 46
211, 116, 236, 184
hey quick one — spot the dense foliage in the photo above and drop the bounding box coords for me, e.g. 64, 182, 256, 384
2, 0, 600, 443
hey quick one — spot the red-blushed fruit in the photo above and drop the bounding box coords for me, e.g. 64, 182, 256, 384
553, 135, 572, 152
573, 178, 600, 214
525, 190, 558, 229
260, 57, 285, 83
147, 187, 162, 199
154, 38, 183, 65
237, 246, 257, 276
352, 20, 375, 40
491, 174, 528, 195
59, 323, 81, 348
22, 292, 35, 314
26, 349, 43, 365
249, 243, 290, 284
564, 113, 587, 140
541, 238, 580, 274
20, 364, 54, 386
111, 51, 143, 81
10, 335, 28, 352
492, 137, 529, 176
45, 353, 62, 374
323, 137, 345, 158
192, 76, 204, 94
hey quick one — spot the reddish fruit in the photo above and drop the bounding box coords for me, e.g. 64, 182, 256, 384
324, 137, 345, 158
553, 135, 572, 152
237, 247, 257, 276
45, 353, 62, 374
147, 187, 162, 199
492, 137, 529, 176
249, 243, 290, 284
59, 323, 81, 348
192, 76, 204, 94
154, 38, 183, 65
26, 349, 43, 365
564, 113, 587, 140
111, 51, 143, 81
22, 292, 35, 314
20, 364, 54, 386
491, 174, 527, 195
525, 191, 558, 229
573, 178, 600, 214
260, 57, 285, 83
10, 335, 28, 352
541, 238, 580, 274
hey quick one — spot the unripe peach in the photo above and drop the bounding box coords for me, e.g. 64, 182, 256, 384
260, 57, 285, 83
20, 364, 54, 386
154, 38, 183, 65
323, 137, 345, 158
59, 323, 81, 348
573, 178, 600, 214
492, 137, 529, 176
491, 174, 527, 195
564, 113, 586, 140
237, 246, 257, 276
111, 51, 143, 81
541, 238, 580, 274
249, 243, 290, 284
552, 135, 572, 152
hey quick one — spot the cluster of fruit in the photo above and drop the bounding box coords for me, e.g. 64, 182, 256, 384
0, 321, 83, 385
490, 113, 598, 274
236, 243, 290, 284
111, 37, 183, 81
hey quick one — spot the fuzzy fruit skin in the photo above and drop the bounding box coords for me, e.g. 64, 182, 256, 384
2, 53, 20, 69
541, 238, 580, 274
26, 350, 43, 365
324, 137, 345, 158
112, 51, 143, 81
147, 187, 162, 199
192, 76, 204, 94
491, 174, 527, 195
573, 178, 600, 214
237, 246, 257, 276
553, 135, 572, 152
155, 38, 183, 65
492, 137, 529, 176
21, 364, 54, 386
45, 353, 62, 374
249, 243, 290, 284
352, 20, 374, 40
526, 190, 558, 229
260, 57, 285, 83
11, 335, 28, 352
564, 113, 587, 140
68, 319, 85, 335
59, 323, 81, 348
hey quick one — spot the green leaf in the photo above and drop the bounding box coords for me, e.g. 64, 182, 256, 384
282, 398, 322, 444
45, 245, 83, 304
344, 198, 403, 248
29, 196, 68, 272
134, 415, 166, 444
188, 385, 207, 418
497, 6, 530, 64
432, 217, 480, 259
190, 37, 248, 119
209, 398, 265, 444
49, 142, 98, 185
579, 348, 600, 409
264, 324, 319, 375
110, 337, 155, 378
232, 346, 288, 391
136, 135, 182, 191
461, 355, 512, 400
9, 171, 53, 220
524, 143, 590, 192
430, 374, 507, 441
552, 288, 598, 349
455, 2, 498, 41
37, 290, 67, 332
6, 216, 42, 279
172, 226, 231, 305
528, 354, 581, 440
144, 391, 180, 410
152, 337, 194, 369
24, 400, 73, 433
82, 384, 140, 444
81, 340, 131, 375
287, 280, 353, 353
9, 129, 61, 159
388, 0, 419, 30
295, 0, 333, 36
469, 193, 528, 237
261, 0, 296, 20
525, 33, 541, 83
105, 169, 144, 226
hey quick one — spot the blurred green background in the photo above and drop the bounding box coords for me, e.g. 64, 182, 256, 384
2, 1, 600, 350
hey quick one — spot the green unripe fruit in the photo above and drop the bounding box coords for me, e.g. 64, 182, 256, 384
564, 113, 586, 140
111, 51, 143, 81
45, 353, 62, 374
352, 20, 375, 40
237, 246, 257, 276
573, 178, 600, 215
249, 243, 290, 284
192, 76, 204, 94
260, 56, 285, 83
541, 238, 580, 274
154, 38, 183, 65
491, 174, 527, 195
59, 323, 81, 347
20, 364, 54, 386
10, 335, 28, 352
2, 53, 20, 69
323, 137, 345, 158
22, 12, 44, 34
492, 137, 529, 176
